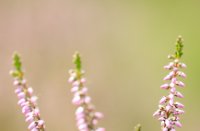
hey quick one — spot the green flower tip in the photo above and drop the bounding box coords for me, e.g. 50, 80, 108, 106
168, 36, 184, 60
13, 52, 22, 71
73, 51, 82, 71
175, 35, 184, 59
10, 52, 23, 78
134, 124, 142, 131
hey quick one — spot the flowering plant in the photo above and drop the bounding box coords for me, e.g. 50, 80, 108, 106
68, 52, 105, 131
9, 36, 186, 131
153, 36, 186, 131
10, 53, 46, 131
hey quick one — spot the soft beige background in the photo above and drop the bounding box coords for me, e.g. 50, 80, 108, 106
0, 0, 199, 131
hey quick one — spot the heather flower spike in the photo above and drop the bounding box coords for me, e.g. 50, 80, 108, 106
10, 52, 45, 131
69, 52, 105, 131
134, 124, 142, 131
153, 36, 186, 131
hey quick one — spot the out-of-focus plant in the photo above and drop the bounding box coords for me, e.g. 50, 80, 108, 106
153, 36, 186, 131
68, 52, 105, 131
134, 124, 142, 131
10, 53, 46, 131
8, 36, 187, 131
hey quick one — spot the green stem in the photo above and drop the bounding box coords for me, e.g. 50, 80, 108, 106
134, 124, 142, 131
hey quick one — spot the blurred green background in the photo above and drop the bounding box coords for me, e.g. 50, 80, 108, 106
0, 0, 199, 131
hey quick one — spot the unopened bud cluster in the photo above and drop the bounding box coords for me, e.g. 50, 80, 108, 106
69, 69, 105, 131
153, 58, 186, 131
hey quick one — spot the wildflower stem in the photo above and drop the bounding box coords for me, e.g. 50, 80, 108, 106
134, 124, 142, 131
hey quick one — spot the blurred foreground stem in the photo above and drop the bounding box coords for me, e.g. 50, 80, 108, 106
134, 124, 142, 131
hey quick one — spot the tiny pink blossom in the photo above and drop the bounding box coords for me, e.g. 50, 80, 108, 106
170, 87, 176, 93
15, 88, 22, 94
17, 92, 25, 99
176, 81, 185, 87
176, 91, 184, 98
160, 84, 169, 89
159, 96, 167, 104
84, 96, 91, 104
68, 76, 75, 83
153, 110, 160, 117
165, 119, 171, 128
13, 80, 20, 86
180, 63, 187, 68
71, 86, 79, 93
175, 121, 182, 128
163, 75, 172, 81
28, 121, 36, 130
38, 120, 45, 126
95, 112, 104, 119
162, 127, 168, 131
177, 71, 186, 78
96, 128, 106, 131
175, 102, 184, 108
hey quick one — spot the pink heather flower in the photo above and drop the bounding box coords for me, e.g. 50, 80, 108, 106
160, 84, 169, 89
13, 79, 45, 131
153, 36, 186, 131
11, 53, 45, 131
153, 58, 186, 131
69, 52, 105, 131
96, 128, 106, 131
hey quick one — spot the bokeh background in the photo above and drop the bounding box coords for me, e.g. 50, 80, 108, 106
0, 0, 199, 131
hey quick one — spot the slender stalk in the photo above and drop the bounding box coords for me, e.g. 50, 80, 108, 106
134, 124, 142, 131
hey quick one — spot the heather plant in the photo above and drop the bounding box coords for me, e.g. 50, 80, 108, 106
9, 36, 186, 131
153, 36, 186, 131
10, 53, 46, 131
68, 52, 105, 131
